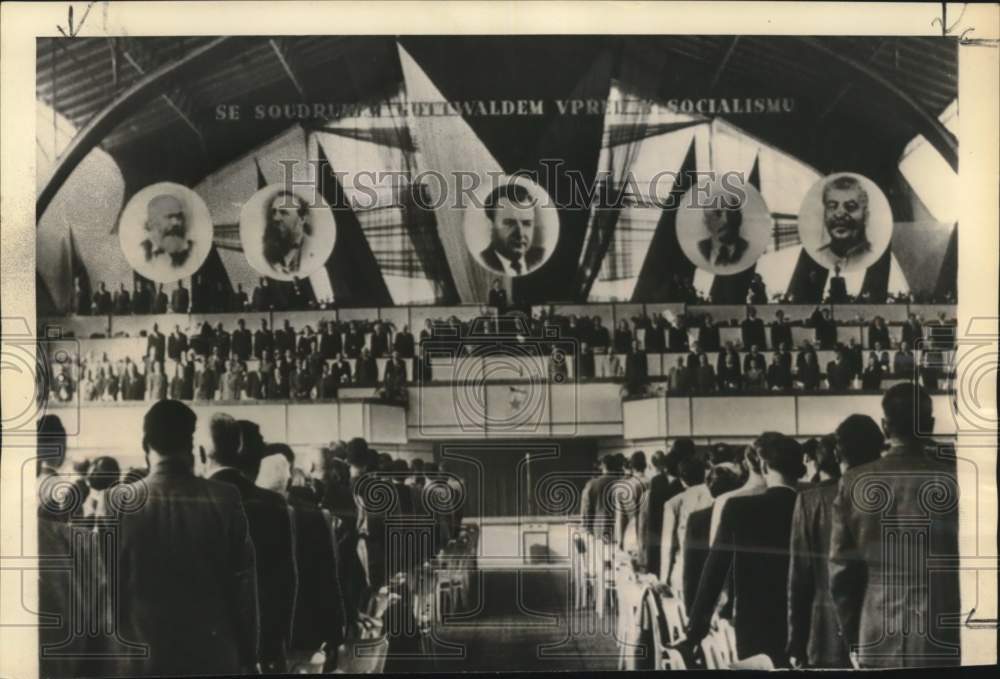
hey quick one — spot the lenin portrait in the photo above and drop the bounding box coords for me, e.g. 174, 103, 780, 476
677, 180, 771, 275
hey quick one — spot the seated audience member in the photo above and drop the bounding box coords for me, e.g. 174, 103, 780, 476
872, 342, 891, 372
194, 363, 217, 401
798, 349, 821, 390
787, 415, 883, 669
335, 353, 353, 385
893, 341, 916, 378
717, 352, 742, 392
744, 358, 766, 391
681, 462, 743, 610
767, 351, 792, 391
826, 350, 853, 391
861, 353, 884, 390
114, 401, 258, 677
203, 416, 297, 674
684, 433, 804, 666
695, 353, 716, 394
316, 363, 339, 399
290, 358, 314, 401
660, 448, 711, 595
829, 385, 959, 668
743, 345, 766, 373
269, 365, 290, 400
221, 359, 244, 401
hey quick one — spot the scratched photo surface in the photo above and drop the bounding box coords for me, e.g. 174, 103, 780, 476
2, 3, 998, 678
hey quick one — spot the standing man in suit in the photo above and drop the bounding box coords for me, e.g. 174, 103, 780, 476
233, 319, 253, 363
147, 323, 166, 367
131, 280, 151, 315
113, 282, 132, 315
580, 454, 625, 544
356, 347, 378, 388
259, 444, 346, 671
829, 384, 960, 668
114, 401, 258, 676
787, 415, 884, 669
170, 280, 189, 314
488, 278, 509, 313
770, 310, 793, 351
151, 283, 169, 314
334, 353, 353, 385
254, 319, 274, 360
684, 433, 805, 666
639, 447, 687, 576
93, 282, 113, 315
480, 183, 546, 276
205, 416, 298, 674
73, 277, 91, 315
741, 306, 767, 350
167, 325, 188, 362
319, 321, 342, 360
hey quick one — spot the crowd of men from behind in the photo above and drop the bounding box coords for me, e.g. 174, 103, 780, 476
35, 406, 464, 677
580, 383, 959, 669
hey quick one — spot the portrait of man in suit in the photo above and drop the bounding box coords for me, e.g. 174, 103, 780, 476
263, 190, 312, 276
817, 175, 872, 268
697, 192, 749, 268
479, 183, 546, 276
141, 194, 194, 269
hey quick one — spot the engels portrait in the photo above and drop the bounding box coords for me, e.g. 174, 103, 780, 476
264, 190, 312, 275
480, 183, 545, 276
698, 192, 749, 268
817, 175, 872, 268
141, 194, 193, 268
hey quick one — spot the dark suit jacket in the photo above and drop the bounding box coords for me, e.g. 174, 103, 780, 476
829, 442, 960, 668
697, 236, 749, 266
114, 460, 258, 677
232, 329, 253, 362
488, 287, 508, 310
480, 245, 546, 274
211, 468, 298, 671
682, 506, 714, 612
356, 356, 378, 386
288, 495, 345, 653
580, 473, 623, 541
770, 322, 793, 351
640, 474, 685, 575
740, 318, 767, 351
688, 486, 799, 665
170, 287, 189, 314
147, 332, 166, 364
787, 480, 851, 668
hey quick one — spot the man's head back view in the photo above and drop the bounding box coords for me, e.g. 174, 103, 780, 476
881, 382, 934, 443
143, 399, 197, 468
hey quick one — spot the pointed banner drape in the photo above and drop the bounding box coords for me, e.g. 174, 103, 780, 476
631, 139, 698, 302
314, 143, 393, 306
397, 43, 498, 304
512, 47, 614, 303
